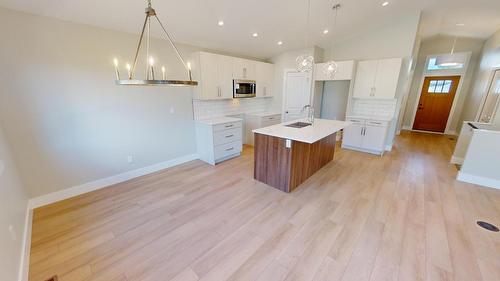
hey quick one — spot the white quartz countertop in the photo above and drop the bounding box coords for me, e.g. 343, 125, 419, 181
196, 117, 242, 125
253, 118, 350, 144
346, 115, 393, 122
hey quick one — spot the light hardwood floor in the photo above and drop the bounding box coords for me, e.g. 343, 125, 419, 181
29, 131, 500, 281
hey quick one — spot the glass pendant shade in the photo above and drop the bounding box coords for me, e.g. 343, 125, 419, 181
323, 61, 338, 79
296, 54, 314, 72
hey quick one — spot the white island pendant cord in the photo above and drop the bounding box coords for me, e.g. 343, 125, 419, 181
113, 0, 198, 86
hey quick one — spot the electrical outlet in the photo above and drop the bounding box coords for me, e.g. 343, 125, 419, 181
127, 155, 134, 164
169, 106, 175, 114
9, 225, 17, 241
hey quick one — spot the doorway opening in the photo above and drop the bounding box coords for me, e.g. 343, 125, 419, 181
413, 75, 461, 132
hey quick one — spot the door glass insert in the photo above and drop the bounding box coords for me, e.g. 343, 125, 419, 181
428, 79, 453, 93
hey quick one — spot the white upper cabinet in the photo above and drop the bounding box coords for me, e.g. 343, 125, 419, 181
352, 58, 402, 99
217, 55, 234, 99
352, 60, 378, 98
191, 52, 273, 100
191, 52, 234, 100
256, 62, 274, 97
314, 60, 355, 81
233, 58, 256, 80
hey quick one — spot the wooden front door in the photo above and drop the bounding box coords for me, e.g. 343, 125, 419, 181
413, 76, 460, 132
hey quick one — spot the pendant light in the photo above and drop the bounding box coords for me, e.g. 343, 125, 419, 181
113, 0, 198, 86
323, 3, 341, 79
296, 0, 314, 72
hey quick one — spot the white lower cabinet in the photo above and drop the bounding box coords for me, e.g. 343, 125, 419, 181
245, 113, 282, 145
196, 119, 243, 165
342, 118, 390, 155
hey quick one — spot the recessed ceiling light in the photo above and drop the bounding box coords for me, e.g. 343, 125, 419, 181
218, 20, 224, 26
323, 29, 329, 34
456, 23, 465, 26
277, 41, 283, 45
382, 1, 389, 6
252, 33, 258, 37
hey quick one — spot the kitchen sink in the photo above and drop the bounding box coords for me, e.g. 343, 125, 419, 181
285, 122, 312, 128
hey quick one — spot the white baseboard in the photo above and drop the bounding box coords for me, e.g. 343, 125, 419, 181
450, 156, 464, 165
402, 125, 412, 131
18, 206, 32, 281
457, 172, 500, 190
28, 153, 198, 209
385, 144, 392, 152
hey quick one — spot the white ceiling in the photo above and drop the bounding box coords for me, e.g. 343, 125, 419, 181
1, 0, 499, 59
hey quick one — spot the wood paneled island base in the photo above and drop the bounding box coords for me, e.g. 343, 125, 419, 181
254, 132, 336, 192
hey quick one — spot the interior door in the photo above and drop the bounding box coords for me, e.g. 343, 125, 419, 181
283, 71, 312, 121
478, 69, 500, 123
413, 76, 460, 132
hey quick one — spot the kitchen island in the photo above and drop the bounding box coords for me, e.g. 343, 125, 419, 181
253, 118, 350, 192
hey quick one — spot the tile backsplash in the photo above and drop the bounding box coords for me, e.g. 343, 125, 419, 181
350, 98, 397, 118
193, 98, 272, 120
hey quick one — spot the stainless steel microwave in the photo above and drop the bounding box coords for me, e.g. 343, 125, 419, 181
233, 79, 256, 98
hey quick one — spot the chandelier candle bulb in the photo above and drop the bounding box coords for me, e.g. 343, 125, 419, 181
149, 57, 155, 79
187, 62, 192, 80
126, 63, 132, 79
113, 58, 120, 80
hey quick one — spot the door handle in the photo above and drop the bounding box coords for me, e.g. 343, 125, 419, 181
418, 103, 424, 110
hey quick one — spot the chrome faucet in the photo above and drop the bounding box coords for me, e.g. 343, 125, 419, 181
302, 105, 315, 125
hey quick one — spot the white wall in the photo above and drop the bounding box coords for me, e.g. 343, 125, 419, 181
0, 122, 28, 281
402, 35, 485, 133
326, 12, 421, 61
0, 8, 206, 198
461, 29, 500, 125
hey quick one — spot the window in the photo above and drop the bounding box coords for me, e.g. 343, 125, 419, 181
428, 79, 453, 93
427, 57, 465, 71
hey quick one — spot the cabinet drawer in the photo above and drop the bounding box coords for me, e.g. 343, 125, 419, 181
347, 118, 366, 125
366, 120, 389, 127
213, 121, 242, 132
262, 114, 281, 122
213, 127, 242, 146
214, 140, 242, 161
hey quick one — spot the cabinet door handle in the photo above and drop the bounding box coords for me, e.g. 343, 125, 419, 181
243, 68, 247, 78
264, 87, 267, 96
225, 124, 234, 128
361, 127, 364, 135
225, 147, 234, 151
225, 134, 234, 138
